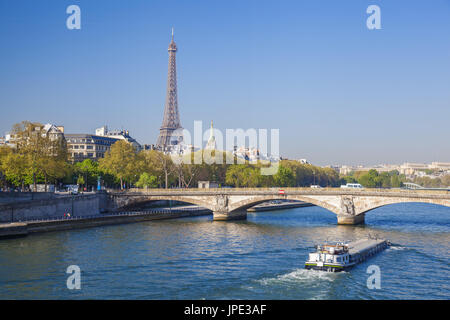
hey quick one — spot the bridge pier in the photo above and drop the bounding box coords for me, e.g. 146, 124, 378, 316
337, 213, 365, 225
213, 210, 247, 221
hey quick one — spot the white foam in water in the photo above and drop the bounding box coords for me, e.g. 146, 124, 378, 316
387, 246, 407, 251
256, 268, 341, 286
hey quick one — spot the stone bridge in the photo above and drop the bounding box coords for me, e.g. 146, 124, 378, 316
106, 188, 450, 225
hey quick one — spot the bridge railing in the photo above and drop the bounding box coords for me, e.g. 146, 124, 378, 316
112, 187, 449, 195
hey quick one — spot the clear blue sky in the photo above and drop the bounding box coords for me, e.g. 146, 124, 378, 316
1, 0, 449, 166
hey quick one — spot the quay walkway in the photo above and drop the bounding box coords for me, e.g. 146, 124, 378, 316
0, 206, 211, 238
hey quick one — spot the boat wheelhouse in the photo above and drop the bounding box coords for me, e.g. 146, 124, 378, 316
305, 242, 352, 272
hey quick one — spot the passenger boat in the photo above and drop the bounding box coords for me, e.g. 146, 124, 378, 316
305, 238, 390, 272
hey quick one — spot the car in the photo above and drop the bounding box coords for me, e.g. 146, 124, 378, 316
66, 185, 79, 194
310, 185, 322, 188
340, 183, 363, 189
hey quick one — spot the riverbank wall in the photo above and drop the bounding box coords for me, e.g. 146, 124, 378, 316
0, 192, 60, 204
0, 193, 105, 223
0, 209, 212, 238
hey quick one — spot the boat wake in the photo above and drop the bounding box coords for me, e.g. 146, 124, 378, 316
387, 245, 407, 251
256, 268, 342, 286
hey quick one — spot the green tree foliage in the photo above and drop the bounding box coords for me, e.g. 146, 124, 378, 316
74, 159, 99, 189
342, 176, 357, 184
3, 121, 68, 191
224, 161, 341, 188
136, 172, 158, 189
225, 163, 262, 187
344, 169, 407, 188
99, 140, 139, 189
225, 164, 249, 187
0, 151, 32, 190
77, 175, 85, 187
274, 165, 295, 187
358, 169, 378, 188
0, 146, 9, 189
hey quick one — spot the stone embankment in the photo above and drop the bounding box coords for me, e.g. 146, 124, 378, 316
0, 208, 211, 238
0, 192, 106, 223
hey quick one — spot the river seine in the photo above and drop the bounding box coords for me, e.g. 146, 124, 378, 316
0, 203, 449, 299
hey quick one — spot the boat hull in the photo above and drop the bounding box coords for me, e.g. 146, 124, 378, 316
304, 263, 351, 272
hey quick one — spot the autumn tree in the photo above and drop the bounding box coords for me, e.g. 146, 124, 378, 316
8, 121, 68, 191
1, 150, 31, 190
99, 140, 139, 189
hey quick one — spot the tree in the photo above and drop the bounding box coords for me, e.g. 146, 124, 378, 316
99, 140, 138, 189
274, 165, 295, 187
441, 174, 450, 187
0, 146, 9, 189
154, 151, 175, 189
225, 164, 260, 187
75, 159, 99, 190
358, 169, 378, 188
225, 164, 247, 187
77, 175, 85, 188
179, 162, 201, 188
1, 151, 31, 190
344, 169, 408, 188
391, 174, 401, 188
136, 172, 158, 189
6, 121, 68, 191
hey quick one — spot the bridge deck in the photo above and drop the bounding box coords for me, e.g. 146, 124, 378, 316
111, 188, 450, 199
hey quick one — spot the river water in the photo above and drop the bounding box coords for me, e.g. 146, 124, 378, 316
0, 203, 449, 299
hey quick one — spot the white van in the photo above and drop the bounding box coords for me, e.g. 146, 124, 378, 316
340, 183, 363, 189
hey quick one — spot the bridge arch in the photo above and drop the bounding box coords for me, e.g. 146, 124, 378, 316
110, 195, 216, 212
228, 195, 340, 215
355, 197, 450, 215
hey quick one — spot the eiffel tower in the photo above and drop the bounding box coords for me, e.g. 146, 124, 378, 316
156, 28, 183, 151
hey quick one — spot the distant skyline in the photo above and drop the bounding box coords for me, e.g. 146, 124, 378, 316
1, 0, 449, 166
